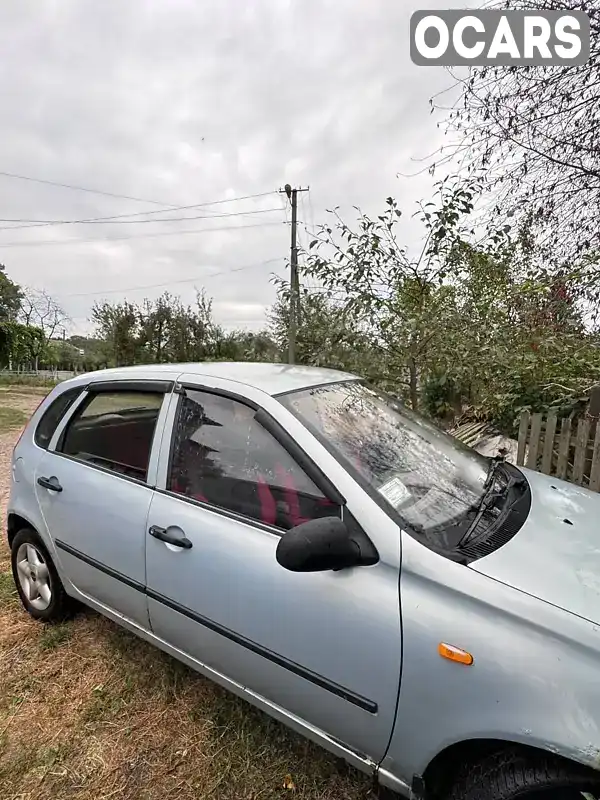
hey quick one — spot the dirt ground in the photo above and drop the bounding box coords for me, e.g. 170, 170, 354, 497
0, 389, 373, 800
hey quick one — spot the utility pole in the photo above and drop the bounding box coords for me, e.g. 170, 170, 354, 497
280, 183, 308, 364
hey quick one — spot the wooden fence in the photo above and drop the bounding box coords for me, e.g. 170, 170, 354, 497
516, 409, 600, 491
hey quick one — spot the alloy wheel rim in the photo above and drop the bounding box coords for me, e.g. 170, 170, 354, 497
15, 543, 52, 611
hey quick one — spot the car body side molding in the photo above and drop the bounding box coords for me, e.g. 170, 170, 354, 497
54, 538, 378, 714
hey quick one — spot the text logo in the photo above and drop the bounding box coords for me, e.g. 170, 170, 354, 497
410, 10, 590, 66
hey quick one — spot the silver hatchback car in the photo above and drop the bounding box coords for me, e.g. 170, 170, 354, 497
8, 363, 600, 800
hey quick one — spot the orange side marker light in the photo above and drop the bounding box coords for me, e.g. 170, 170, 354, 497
438, 643, 474, 666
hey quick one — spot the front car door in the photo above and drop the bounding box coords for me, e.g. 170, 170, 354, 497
35, 378, 173, 629
145, 374, 402, 764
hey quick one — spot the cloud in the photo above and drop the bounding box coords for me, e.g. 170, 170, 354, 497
0, 0, 466, 334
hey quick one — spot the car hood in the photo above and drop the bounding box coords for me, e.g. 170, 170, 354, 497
469, 467, 600, 624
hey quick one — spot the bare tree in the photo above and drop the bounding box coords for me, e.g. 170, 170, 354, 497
19, 288, 70, 371
430, 0, 600, 260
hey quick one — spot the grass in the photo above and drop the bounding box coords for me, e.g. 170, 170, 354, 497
0, 384, 50, 397
0, 374, 61, 388
0, 598, 374, 800
0, 407, 28, 433
38, 623, 73, 651
0, 572, 17, 605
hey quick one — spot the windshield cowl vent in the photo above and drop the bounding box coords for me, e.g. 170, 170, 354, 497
460, 482, 532, 563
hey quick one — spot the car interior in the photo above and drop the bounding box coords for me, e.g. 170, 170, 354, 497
169, 397, 340, 529
60, 401, 162, 481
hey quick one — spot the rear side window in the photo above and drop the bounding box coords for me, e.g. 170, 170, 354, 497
59, 390, 164, 482
34, 387, 82, 450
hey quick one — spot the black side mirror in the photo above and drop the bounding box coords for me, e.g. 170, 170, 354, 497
276, 515, 378, 573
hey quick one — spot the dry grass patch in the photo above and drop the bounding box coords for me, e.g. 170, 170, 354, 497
0, 385, 50, 396
0, 605, 373, 800
0, 375, 57, 391
0, 389, 47, 412
0, 407, 28, 434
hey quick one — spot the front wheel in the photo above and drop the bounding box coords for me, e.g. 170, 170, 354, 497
10, 528, 74, 622
447, 749, 600, 800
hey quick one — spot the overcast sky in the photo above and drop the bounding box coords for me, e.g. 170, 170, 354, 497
0, 0, 468, 336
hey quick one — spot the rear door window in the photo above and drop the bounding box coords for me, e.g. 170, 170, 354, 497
34, 387, 83, 450
58, 390, 164, 482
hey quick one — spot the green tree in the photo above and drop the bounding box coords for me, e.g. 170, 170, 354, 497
0, 321, 44, 369
269, 280, 378, 377
91, 289, 277, 367
300, 181, 600, 431
0, 264, 23, 321
302, 181, 480, 408
91, 300, 140, 367
68, 336, 108, 371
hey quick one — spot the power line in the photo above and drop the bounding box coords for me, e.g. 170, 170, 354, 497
0, 169, 184, 206
58, 258, 285, 298
0, 191, 279, 231
0, 220, 288, 249
0, 207, 281, 231
83, 206, 281, 225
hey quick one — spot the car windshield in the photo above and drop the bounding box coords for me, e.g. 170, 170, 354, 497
279, 380, 490, 533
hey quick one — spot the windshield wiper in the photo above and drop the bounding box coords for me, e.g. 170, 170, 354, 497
483, 454, 506, 491
456, 456, 516, 548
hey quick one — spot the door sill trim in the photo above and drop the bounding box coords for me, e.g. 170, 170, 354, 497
71, 589, 379, 777
376, 766, 412, 797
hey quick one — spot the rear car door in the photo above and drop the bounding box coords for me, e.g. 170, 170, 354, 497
34, 379, 172, 629
145, 377, 402, 762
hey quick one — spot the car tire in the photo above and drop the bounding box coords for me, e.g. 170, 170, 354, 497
446, 748, 600, 799
10, 527, 74, 622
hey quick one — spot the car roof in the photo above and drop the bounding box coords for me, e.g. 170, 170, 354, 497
66, 362, 359, 397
